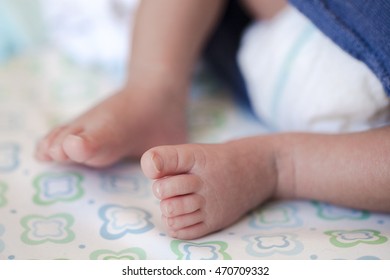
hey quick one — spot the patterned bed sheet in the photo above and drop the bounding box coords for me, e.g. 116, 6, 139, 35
0, 50, 389, 260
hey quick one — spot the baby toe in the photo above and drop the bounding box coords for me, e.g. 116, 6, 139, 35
48, 144, 69, 162
141, 144, 206, 179
35, 125, 69, 161
164, 210, 204, 231
160, 194, 204, 218
153, 174, 202, 200
168, 222, 210, 240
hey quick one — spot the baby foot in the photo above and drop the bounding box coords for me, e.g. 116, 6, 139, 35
141, 138, 278, 239
35, 86, 187, 167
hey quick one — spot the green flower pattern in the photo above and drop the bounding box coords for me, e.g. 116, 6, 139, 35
0, 181, 7, 207
325, 229, 388, 248
33, 172, 84, 205
90, 248, 147, 260
21, 213, 75, 245
171, 240, 232, 260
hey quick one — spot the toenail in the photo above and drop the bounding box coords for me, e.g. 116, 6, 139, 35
68, 134, 84, 143
165, 204, 173, 215
151, 152, 163, 173
166, 217, 174, 227
40, 139, 50, 150
169, 230, 177, 238
155, 186, 162, 198
49, 145, 61, 156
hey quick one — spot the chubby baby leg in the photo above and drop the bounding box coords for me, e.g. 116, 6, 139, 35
35, 0, 225, 167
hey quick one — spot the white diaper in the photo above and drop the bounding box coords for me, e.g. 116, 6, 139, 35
238, 5, 390, 133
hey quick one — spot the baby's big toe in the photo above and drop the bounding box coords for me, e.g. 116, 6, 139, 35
62, 134, 94, 164
141, 144, 206, 179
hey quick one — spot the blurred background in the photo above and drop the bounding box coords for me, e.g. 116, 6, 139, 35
0, 0, 139, 76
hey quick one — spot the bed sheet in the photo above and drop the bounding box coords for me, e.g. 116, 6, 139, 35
0, 50, 389, 260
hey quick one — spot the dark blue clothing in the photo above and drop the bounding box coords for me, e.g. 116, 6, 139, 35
289, 0, 390, 96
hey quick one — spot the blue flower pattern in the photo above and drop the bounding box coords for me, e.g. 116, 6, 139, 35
0, 143, 19, 172
99, 204, 154, 239
243, 233, 304, 257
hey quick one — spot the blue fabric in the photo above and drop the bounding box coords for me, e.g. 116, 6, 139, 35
289, 0, 390, 96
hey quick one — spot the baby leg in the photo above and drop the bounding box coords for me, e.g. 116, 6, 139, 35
141, 0, 290, 240
35, 0, 225, 167
142, 1, 390, 240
